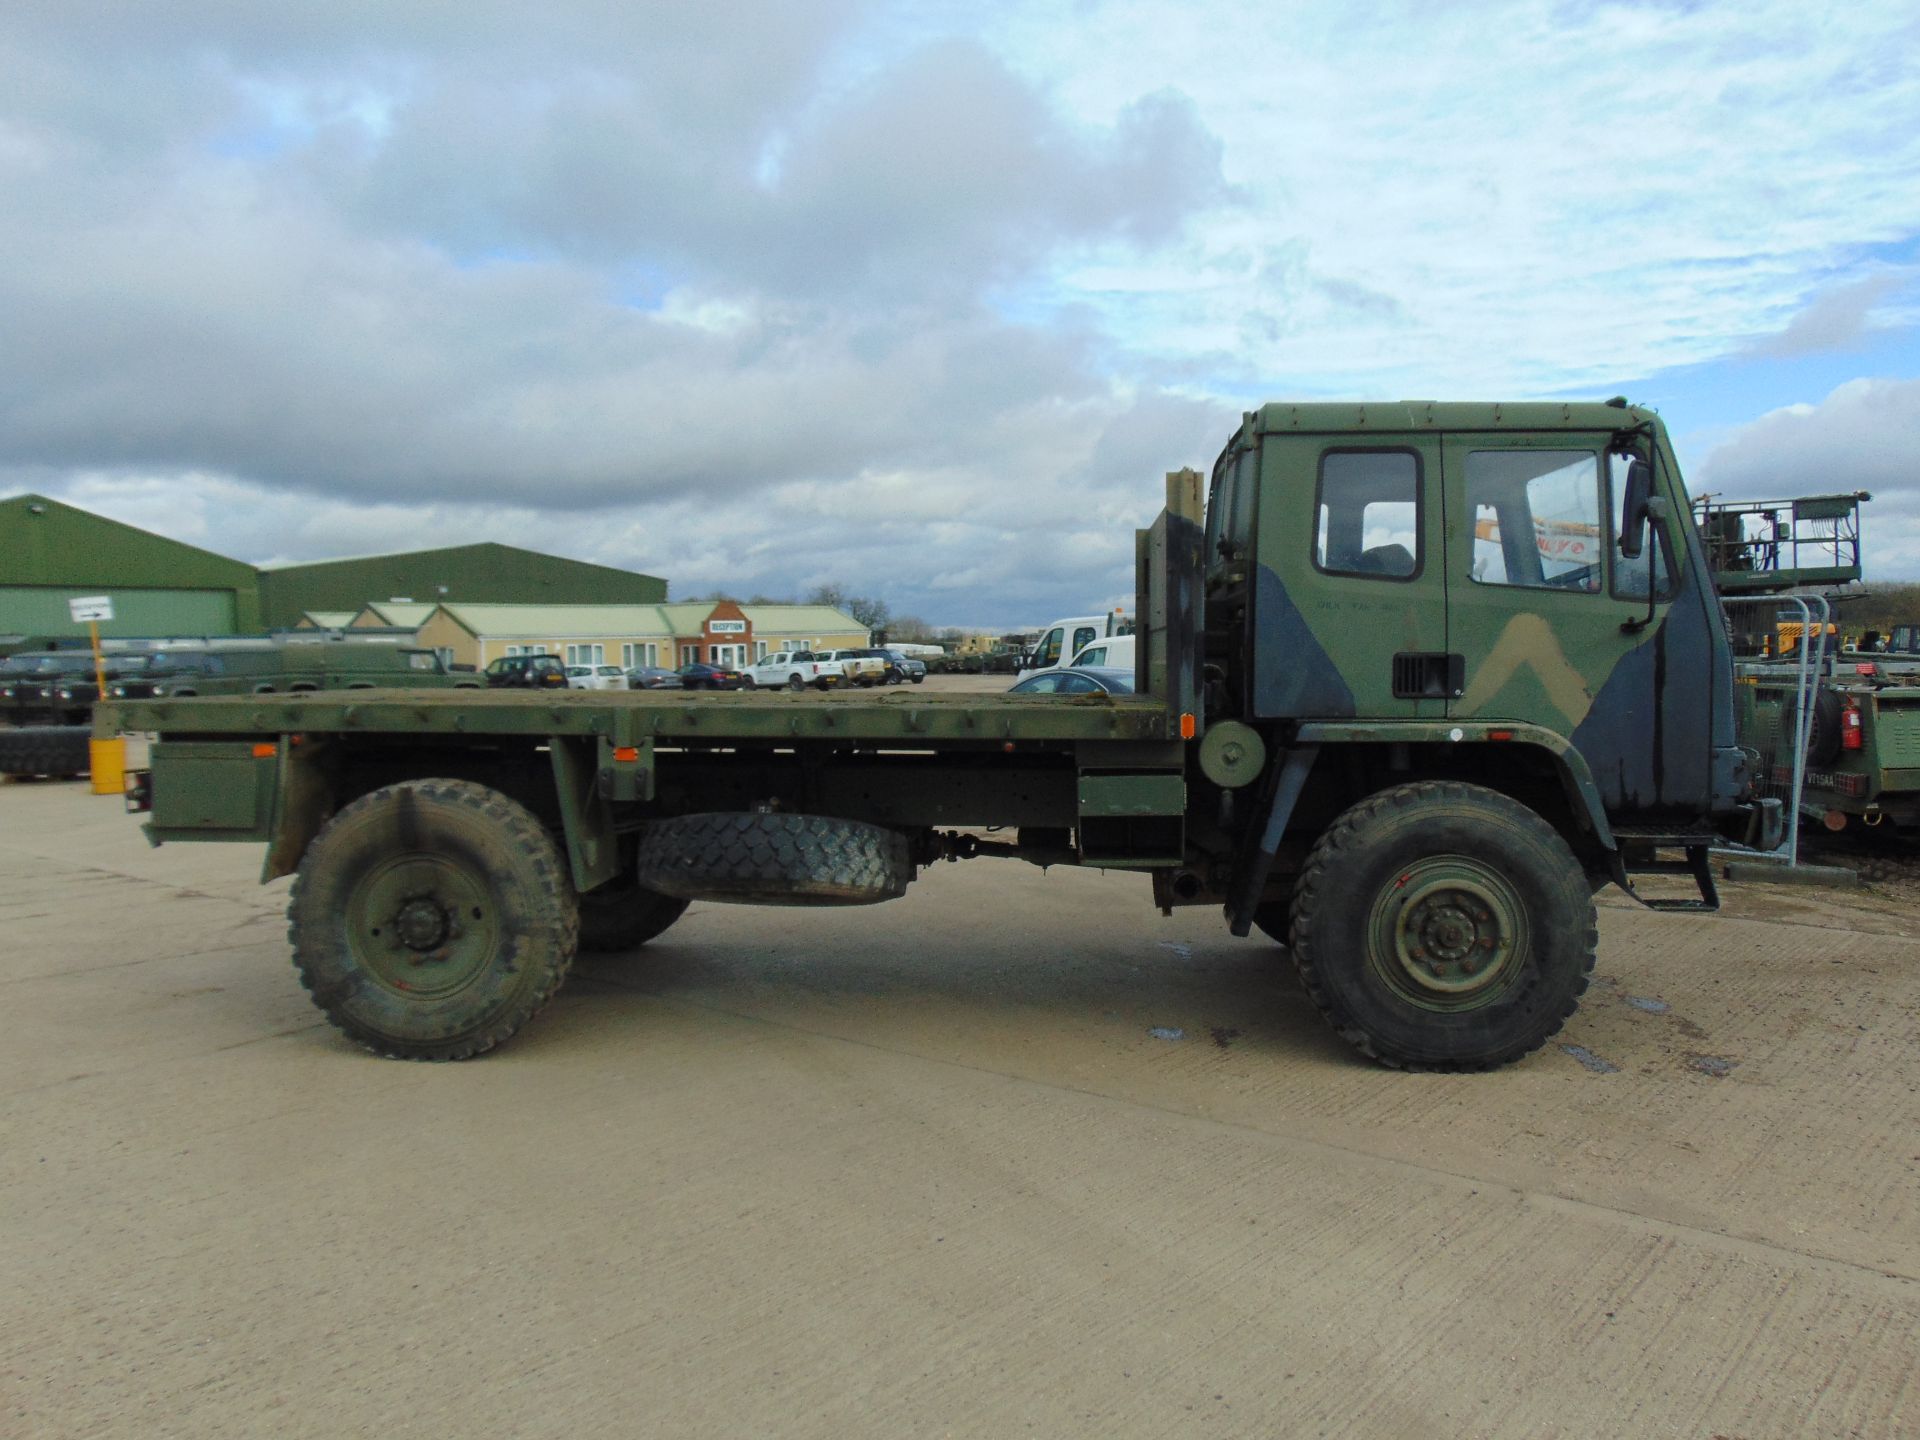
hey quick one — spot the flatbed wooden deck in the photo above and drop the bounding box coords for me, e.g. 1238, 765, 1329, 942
102, 684, 1177, 747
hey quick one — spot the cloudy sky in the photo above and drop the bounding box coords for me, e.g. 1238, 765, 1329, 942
3, 1, 1918, 627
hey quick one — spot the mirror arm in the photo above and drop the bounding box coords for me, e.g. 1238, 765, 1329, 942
1621, 494, 1670, 634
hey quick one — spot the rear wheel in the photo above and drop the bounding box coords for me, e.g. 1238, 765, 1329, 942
287, 779, 578, 1060
787, 674, 805, 692
577, 869, 690, 952
1288, 781, 1595, 1070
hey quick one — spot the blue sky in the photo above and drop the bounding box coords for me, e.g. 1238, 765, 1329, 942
2, 1, 1918, 625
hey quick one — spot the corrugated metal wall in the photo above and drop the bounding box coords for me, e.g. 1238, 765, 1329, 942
0, 586, 238, 638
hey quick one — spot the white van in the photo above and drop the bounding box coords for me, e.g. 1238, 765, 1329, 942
1014, 612, 1131, 684
1067, 634, 1134, 672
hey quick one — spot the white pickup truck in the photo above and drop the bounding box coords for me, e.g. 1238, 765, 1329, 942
745, 650, 880, 691
818, 649, 888, 686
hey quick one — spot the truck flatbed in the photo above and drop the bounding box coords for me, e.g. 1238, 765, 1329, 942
103, 683, 1177, 746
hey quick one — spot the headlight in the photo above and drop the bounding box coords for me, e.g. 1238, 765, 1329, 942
110, 686, 125, 697
56, 688, 73, 699
153, 685, 168, 697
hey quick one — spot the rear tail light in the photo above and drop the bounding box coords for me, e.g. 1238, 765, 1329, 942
1842, 702, 1864, 750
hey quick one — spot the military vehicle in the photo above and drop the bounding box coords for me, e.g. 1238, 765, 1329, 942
134, 643, 481, 697
1694, 489, 1920, 837
102, 400, 1768, 1070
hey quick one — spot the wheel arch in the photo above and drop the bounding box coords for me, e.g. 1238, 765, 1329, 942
1292, 721, 1616, 855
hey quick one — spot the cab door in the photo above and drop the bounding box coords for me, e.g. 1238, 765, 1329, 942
1441, 433, 1711, 814
1250, 434, 1449, 720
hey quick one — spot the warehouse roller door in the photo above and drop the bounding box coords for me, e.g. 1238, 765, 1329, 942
0, 586, 239, 638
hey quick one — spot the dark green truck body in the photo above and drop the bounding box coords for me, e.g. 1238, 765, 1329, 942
100, 401, 1765, 1069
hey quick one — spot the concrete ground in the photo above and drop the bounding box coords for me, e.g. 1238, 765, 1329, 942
1, 775, 1915, 1439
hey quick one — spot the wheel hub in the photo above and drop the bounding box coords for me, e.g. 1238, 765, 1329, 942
393, 896, 453, 953
1367, 857, 1529, 1011
347, 854, 499, 999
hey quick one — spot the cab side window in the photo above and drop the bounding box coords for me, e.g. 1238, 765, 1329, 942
1467, 450, 1603, 593
1607, 454, 1675, 601
1314, 451, 1420, 579
1206, 444, 1260, 569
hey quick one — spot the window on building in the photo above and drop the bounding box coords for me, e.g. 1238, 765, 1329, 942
564, 643, 606, 666
1314, 450, 1421, 579
680, 644, 699, 666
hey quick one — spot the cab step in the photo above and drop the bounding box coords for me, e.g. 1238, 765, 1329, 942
1606, 831, 1721, 913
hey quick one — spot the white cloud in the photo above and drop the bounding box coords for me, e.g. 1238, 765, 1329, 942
1, 2, 1918, 625
1695, 377, 1920, 576
986, 0, 1920, 396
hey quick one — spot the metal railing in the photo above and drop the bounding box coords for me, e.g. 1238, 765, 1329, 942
1719, 593, 1832, 866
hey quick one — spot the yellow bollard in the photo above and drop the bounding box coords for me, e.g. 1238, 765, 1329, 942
90, 736, 126, 796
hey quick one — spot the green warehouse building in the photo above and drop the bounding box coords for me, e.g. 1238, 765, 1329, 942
0, 493, 263, 640
2, 497, 671, 643
256, 544, 666, 629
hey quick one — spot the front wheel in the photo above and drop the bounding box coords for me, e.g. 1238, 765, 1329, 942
1287, 781, 1595, 1070
738, 675, 756, 690
287, 779, 578, 1060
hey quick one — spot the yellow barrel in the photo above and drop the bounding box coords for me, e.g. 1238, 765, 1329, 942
89, 737, 127, 796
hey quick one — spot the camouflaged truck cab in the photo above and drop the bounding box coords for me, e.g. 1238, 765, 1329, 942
104, 399, 1768, 1071
1183, 400, 1768, 1066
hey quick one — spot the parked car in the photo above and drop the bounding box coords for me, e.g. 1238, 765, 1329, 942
678, 661, 747, 690
484, 654, 570, 689
1006, 666, 1135, 696
627, 666, 684, 690
2, 651, 108, 725
744, 650, 847, 691
566, 664, 630, 691
850, 647, 926, 684
153, 645, 482, 697
819, 649, 888, 686
885, 649, 928, 683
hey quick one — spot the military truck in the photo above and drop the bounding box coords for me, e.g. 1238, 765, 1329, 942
1693, 489, 1920, 837
102, 400, 1766, 1070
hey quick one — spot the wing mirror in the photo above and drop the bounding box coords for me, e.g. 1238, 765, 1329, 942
1618, 456, 1653, 560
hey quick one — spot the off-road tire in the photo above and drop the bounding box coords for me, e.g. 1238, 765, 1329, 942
577, 871, 690, 952
287, 778, 578, 1060
1784, 686, 1845, 768
1288, 780, 1596, 1071
0, 725, 91, 779
635, 812, 912, 906
738, 676, 755, 690
786, 675, 805, 692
